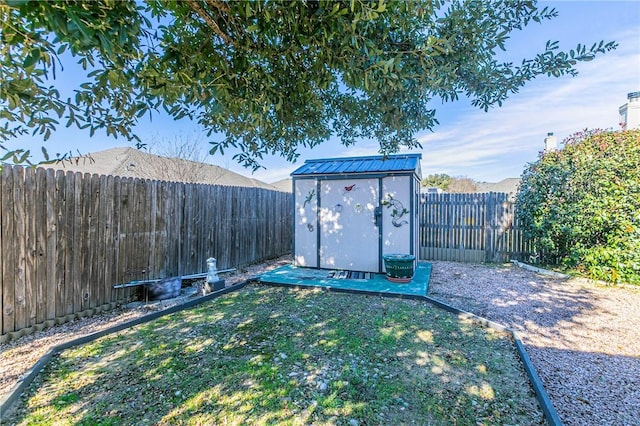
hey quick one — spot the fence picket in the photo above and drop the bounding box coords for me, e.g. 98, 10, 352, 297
2, 167, 16, 335
13, 167, 27, 331
63, 171, 75, 316
22, 168, 35, 329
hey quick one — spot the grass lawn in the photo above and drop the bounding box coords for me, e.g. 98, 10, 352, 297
6, 285, 545, 425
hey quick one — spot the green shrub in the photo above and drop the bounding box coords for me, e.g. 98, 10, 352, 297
516, 129, 640, 284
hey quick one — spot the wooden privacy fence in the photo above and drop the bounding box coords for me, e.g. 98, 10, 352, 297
419, 192, 533, 263
0, 166, 292, 340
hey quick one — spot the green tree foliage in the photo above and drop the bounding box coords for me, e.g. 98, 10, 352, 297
516, 129, 640, 284
421, 173, 477, 192
421, 173, 452, 189
1, 0, 617, 168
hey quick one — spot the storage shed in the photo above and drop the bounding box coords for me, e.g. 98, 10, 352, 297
291, 154, 422, 273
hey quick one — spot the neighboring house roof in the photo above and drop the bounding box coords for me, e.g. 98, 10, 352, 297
270, 178, 293, 193
41, 147, 278, 190
475, 178, 520, 195
291, 154, 422, 177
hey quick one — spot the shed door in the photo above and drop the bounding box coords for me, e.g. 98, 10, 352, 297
319, 179, 380, 272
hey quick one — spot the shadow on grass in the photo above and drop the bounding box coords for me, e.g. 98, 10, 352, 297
6, 285, 545, 425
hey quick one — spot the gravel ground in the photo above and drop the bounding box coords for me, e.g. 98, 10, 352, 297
1, 257, 639, 425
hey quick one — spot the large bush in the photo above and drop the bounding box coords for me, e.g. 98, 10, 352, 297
516, 129, 640, 284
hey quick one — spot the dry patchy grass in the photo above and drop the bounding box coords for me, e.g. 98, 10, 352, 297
4, 285, 544, 425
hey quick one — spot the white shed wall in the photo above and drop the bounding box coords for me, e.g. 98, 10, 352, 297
319, 178, 379, 272
381, 176, 412, 257
294, 179, 318, 267
293, 171, 419, 273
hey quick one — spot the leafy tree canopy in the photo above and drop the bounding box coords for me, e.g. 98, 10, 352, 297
421, 173, 452, 189
421, 173, 477, 193
516, 129, 640, 284
1, 0, 617, 169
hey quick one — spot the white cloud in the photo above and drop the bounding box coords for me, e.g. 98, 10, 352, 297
416, 27, 640, 182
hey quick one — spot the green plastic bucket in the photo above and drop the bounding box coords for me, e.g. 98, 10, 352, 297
383, 254, 416, 279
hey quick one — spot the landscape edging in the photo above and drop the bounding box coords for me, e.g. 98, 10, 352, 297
423, 295, 563, 426
1, 279, 563, 426
260, 281, 563, 426
511, 260, 569, 279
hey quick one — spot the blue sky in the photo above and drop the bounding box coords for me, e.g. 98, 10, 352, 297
8, 1, 640, 183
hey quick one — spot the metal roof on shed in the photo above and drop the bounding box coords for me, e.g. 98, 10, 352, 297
291, 154, 421, 177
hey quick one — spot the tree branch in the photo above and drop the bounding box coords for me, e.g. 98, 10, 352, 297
204, 0, 230, 14
184, 0, 234, 45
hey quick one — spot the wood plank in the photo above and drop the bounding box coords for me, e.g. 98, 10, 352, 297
0, 166, 3, 335
158, 180, 170, 276
230, 186, 238, 267
71, 172, 83, 313
105, 175, 115, 304
54, 170, 66, 318
167, 180, 174, 276
110, 175, 122, 302
184, 181, 194, 274
2, 167, 15, 334
23, 168, 37, 328
0, 170, 303, 335
196, 183, 205, 271
251, 188, 259, 262
197, 184, 207, 264
214, 185, 222, 267
218, 186, 227, 268
92, 174, 103, 308
85, 173, 98, 309
236, 186, 243, 265
418, 192, 534, 263
127, 177, 145, 299
136, 177, 148, 282
33, 169, 47, 325
177, 181, 187, 275
42, 169, 56, 321
99, 175, 112, 306
148, 179, 158, 276
116, 177, 133, 301
173, 181, 183, 276
162, 181, 174, 277
201, 184, 213, 261
63, 171, 75, 315
42, 168, 56, 322
12, 167, 27, 331
78, 173, 91, 310
185, 181, 196, 273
